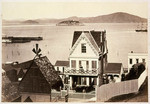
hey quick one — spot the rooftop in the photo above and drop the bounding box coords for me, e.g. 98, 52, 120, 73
72, 30, 106, 48
55, 60, 69, 67
20, 56, 63, 88
104, 63, 122, 74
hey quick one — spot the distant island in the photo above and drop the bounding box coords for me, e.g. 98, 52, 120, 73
22, 20, 39, 24
56, 20, 84, 26
3, 12, 147, 25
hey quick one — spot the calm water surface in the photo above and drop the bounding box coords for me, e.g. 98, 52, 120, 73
2, 23, 148, 68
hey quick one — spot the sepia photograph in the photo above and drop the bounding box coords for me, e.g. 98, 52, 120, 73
1, 0, 149, 102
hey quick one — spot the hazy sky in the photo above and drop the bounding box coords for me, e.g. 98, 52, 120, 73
1, 1, 148, 20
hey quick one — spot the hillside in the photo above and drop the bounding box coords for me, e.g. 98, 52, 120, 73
2, 12, 147, 24
80, 12, 147, 23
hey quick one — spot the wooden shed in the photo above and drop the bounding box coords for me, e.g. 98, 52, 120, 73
19, 56, 63, 93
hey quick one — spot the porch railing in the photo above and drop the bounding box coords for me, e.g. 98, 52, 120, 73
64, 68, 98, 76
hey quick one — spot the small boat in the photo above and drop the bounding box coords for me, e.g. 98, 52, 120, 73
135, 23, 147, 32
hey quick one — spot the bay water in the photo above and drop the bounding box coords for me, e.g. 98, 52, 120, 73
2, 23, 148, 68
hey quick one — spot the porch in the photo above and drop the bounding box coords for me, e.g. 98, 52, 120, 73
64, 68, 98, 76
68, 76, 99, 90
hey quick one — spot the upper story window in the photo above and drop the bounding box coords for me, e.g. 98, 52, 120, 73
136, 58, 139, 63
129, 58, 132, 64
142, 59, 145, 63
81, 43, 86, 53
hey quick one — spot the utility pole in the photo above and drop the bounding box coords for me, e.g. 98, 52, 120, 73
98, 30, 108, 87
98, 52, 104, 87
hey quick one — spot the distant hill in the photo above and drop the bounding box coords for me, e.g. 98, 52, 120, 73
2, 12, 147, 24
22, 20, 39, 24
79, 12, 147, 23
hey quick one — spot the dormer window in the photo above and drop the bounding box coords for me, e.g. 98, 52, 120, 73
81, 43, 86, 53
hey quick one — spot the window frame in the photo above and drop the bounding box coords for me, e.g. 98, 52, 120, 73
136, 58, 139, 63
129, 58, 132, 64
81, 43, 86, 53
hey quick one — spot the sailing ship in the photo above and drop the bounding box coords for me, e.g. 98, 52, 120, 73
135, 23, 147, 32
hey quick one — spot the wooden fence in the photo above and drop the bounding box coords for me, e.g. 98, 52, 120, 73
96, 69, 147, 102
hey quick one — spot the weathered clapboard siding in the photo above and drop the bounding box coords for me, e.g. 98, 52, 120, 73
96, 69, 147, 102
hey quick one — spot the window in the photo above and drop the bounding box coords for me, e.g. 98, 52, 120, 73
136, 59, 139, 63
81, 43, 86, 53
57, 67, 59, 71
129, 58, 132, 64
71, 60, 76, 68
92, 61, 97, 69
79, 61, 82, 68
142, 59, 145, 63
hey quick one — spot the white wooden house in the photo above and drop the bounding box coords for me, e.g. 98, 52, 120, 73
128, 52, 148, 73
64, 30, 108, 90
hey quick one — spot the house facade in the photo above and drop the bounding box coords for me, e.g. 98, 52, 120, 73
128, 52, 148, 72
64, 30, 108, 90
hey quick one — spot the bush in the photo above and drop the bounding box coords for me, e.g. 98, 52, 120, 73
74, 86, 95, 92
125, 63, 145, 80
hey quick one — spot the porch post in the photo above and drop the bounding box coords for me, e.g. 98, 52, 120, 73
87, 77, 89, 86
70, 76, 72, 90
97, 77, 99, 86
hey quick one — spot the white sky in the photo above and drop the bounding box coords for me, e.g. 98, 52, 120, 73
1, 0, 148, 20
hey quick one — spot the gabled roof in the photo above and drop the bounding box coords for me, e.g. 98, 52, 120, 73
24, 96, 32, 102
2, 60, 32, 72
2, 64, 20, 72
33, 56, 62, 86
84, 32, 99, 52
2, 75, 20, 102
72, 30, 105, 48
16, 60, 33, 69
20, 56, 62, 88
104, 63, 122, 74
12, 96, 21, 102
55, 60, 69, 67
